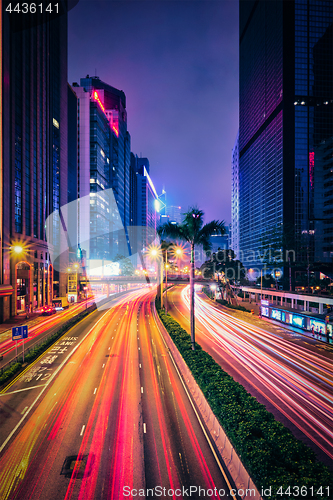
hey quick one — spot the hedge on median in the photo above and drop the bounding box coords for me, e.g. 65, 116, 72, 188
0, 304, 96, 387
156, 299, 332, 499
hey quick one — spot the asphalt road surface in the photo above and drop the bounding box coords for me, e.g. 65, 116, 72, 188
0, 287, 232, 500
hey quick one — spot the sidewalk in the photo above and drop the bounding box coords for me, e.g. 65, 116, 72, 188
0, 311, 43, 337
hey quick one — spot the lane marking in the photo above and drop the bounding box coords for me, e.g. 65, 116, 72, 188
139, 363, 141, 368
80, 425, 85, 436
102, 364, 105, 368
143, 423, 146, 433
48, 401, 58, 415
138, 347, 140, 350
108, 347, 110, 350
152, 304, 236, 497
21, 406, 28, 415
0, 308, 112, 454
93, 388, 97, 395
0, 384, 46, 396
141, 387, 143, 393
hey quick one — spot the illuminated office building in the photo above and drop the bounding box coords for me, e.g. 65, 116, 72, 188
0, 2, 72, 319
239, 0, 333, 273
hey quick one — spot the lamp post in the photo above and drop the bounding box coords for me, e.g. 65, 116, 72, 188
83, 286, 88, 309
148, 246, 163, 309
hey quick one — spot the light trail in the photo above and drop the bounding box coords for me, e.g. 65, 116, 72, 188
179, 286, 333, 460
0, 287, 230, 499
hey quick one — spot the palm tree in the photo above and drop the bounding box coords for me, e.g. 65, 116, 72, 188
157, 207, 226, 350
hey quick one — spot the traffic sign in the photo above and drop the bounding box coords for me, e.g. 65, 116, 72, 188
12, 326, 23, 341
22, 325, 28, 339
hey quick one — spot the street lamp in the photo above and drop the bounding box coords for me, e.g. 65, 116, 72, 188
13, 245, 23, 255
83, 286, 88, 309
174, 246, 184, 278
148, 245, 163, 308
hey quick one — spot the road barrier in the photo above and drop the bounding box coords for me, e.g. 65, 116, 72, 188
152, 303, 262, 500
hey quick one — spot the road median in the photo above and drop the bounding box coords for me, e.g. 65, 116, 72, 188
153, 299, 332, 500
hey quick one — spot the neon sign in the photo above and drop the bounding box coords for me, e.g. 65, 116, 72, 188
93, 91, 105, 113
309, 152, 314, 188
93, 91, 119, 137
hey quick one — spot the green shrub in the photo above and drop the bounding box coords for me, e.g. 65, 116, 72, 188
0, 304, 96, 387
156, 300, 332, 499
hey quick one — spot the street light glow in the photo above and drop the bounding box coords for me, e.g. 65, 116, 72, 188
13, 245, 23, 254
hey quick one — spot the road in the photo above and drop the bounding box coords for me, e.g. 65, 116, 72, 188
167, 285, 333, 467
0, 287, 231, 500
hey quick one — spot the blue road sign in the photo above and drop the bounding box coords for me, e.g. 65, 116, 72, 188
12, 326, 23, 341
22, 325, 28, 339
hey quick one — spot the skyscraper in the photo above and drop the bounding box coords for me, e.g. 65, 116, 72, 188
231, 131, 239, 256
79, 76, 131, 232
130, 154, 158, 255
238, 0, 333, 277
0, 1, 71, 320
164, 205, 183, 225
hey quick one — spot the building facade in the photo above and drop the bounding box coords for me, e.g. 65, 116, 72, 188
231, 131, 239, 256
0, 1, 70, 320
239, 0, 333, 277
165, 205, 183, 225
72, 77, 132, 263
130, 154, 158, 256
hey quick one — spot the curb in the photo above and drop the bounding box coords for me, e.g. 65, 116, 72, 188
152, 304, 263, 500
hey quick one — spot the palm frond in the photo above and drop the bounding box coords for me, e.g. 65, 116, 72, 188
196, 220, 226, 250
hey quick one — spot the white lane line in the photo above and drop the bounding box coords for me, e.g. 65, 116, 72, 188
80, 425, 85, 436
48, 401, 58, 415
138, 347, 140, 350
21, 406, 28, 415
94, 388, 97, 395
0, 384, 46, 396
141, 387, 143, 393
139, 363, 141, 368
108, 347, 110, 350
143, 423, 146, 433
102, 364, 105, 368
0, 307, 111, 455
152, 305, 236, 498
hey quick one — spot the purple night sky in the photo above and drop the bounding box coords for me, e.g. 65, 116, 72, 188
68, 0, 239, 224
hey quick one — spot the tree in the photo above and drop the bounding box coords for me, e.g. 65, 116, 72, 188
157, 207, 225, 350
200, 248, 246, 283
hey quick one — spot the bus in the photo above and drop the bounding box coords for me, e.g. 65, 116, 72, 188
260, 301, 332, 344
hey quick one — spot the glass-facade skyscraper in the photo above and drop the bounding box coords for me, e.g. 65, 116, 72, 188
1, 1, 71, 320
238, 0, 333, 275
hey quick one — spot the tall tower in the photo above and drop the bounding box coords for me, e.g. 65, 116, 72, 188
231, 131, 239, 257
239, 0, 333, 278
